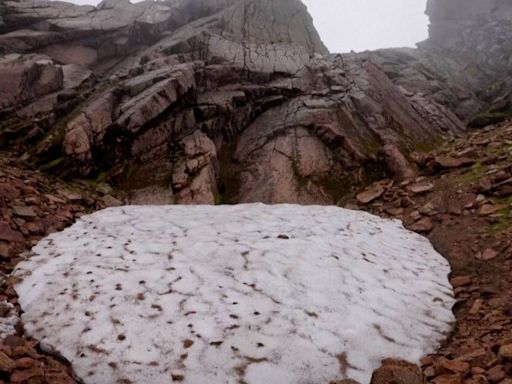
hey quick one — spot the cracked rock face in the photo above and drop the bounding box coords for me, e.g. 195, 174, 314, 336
14, 205, 455, 384
0, 0, 508, 204
370, 0, 512, 123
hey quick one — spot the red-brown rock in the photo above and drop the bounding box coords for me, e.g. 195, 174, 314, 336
0, 222, 23, 242
370, 359, 424, 384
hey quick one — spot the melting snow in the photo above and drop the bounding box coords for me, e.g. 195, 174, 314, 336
14, 204, 455, 384
0, 301, 19, 339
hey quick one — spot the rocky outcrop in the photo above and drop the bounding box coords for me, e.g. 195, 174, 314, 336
0, 0, 509, 205
370, 0, 512, 125
0, 53, 63, 109
424, 0, 512, 119
0, 0, 466, 205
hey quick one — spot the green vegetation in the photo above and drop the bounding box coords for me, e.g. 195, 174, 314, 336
488, 195, 512, 235
38, 157, 64, 171
95, 170, 110, 183
453, 162, 486, 185
490, 217, 512, 235
214, 191, 225, 206
468, 110, 512, 129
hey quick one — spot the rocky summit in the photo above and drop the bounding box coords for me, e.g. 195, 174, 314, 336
0, 0, 511, 383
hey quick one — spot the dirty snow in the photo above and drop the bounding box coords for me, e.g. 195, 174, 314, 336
0, 301, 19, 339
14, 204, 455, 384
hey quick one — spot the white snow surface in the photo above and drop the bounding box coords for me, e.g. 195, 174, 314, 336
14, 204, 455, 384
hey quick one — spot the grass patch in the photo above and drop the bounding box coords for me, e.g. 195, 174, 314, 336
38, 157, 64, 171
490, 216, 512, 235
453, 162, 486, 184
95, 170, 109, 183
468, 110, 512, 129
488, 196, 512, 235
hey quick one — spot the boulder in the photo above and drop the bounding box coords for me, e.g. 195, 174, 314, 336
370, 359, 424, 384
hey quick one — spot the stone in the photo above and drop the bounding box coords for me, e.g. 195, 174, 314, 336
471, 367, 486, 375
476, 248, 499, 261
423, 365, 436, 378
3, 336, 26, 348
14, 358, 38, 370
101, 195, 123, 207
0, 243, 11, 258
468, 299, 483, 315
410, 217, 434, 233
434, 156, 475, 169
357, 184, 386, 205
408, 182, 435, 195
0, 351, 15, 372
496, 184, 512, 197
43, 371, 76, 384
456, 348, 486, 362
0, 183, 20, 201
0, 222, 23, 243
437, 357, 470, 374
478, 177, 494, 193
487, 365, 506, 383
385, 207, 404, 216
382, 144, 417, 181
432, 375, 462, 384
370, 359, 424, 384
44, 194, 66, 204
478, 204, 506, 216
12, 206, 36, 219
420, 356, 434, 366
498, 344, 512, 361
23, 222, 43, 235
10, 367, 44, 382
58, 190, 82, 202
420, 202, 438, 216
450, 275, 472, 288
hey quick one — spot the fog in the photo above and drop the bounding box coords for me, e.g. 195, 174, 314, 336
302, 0, 429, 52
60, 0, 430, 53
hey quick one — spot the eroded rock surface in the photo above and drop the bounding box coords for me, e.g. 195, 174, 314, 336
370, 0, 512, 126
1, 0, 501, 204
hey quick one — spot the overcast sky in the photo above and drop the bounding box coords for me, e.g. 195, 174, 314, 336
63, 0, 430, 53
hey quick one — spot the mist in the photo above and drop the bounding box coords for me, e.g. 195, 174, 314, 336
59, 0, 430, 53
301, 0, 429, 53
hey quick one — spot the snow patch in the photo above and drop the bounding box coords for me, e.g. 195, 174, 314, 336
14, 204, 455, 384
0, 301, 19, 339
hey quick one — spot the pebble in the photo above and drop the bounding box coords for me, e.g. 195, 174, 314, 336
408, 182, 435, 195
498, 344, 512, 361
450, 276, 472, 288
